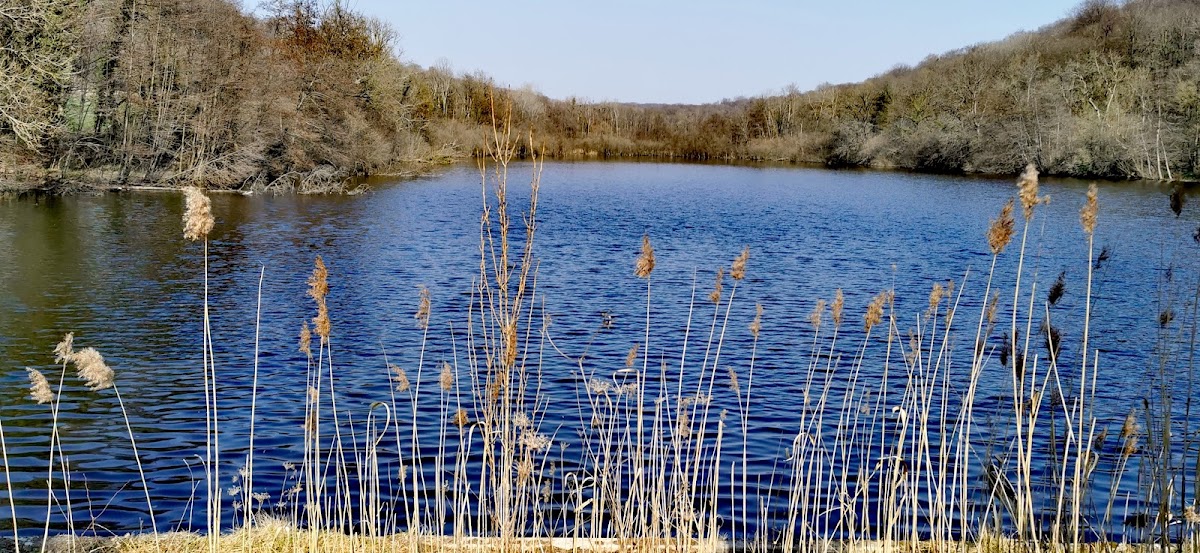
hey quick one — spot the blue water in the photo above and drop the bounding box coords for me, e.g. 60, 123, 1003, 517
0, 161, 1196, 541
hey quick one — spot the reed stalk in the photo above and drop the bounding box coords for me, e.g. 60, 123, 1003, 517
244, 265, 264, 541
0, 414, 16, 553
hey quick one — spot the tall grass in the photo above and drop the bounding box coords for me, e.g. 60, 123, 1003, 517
10, 143, 1200, 553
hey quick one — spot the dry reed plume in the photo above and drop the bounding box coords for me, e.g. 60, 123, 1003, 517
439, 361, 454, 391
1081, 183, 1098, 236
299, 322, 312, 356
415, 287, 431, 330
1017, 163, 1045, 221
831, 289, 844, 327
731, 247, 749, 281
27, 368, 53, 405
308, 256, 331, 341
928, 282, 945, 313
453, 408, 470, 428
625, 343, 639, 368
390, 364, 410, 393
810, 299, 826, 329
183, 187, 215, 241
635, 234, 655, 278
53, 332, 74, 364
988, 199, 1015, 255
710, 268, 724, 305
71, 347, 114, 391
864, 291, 887, 332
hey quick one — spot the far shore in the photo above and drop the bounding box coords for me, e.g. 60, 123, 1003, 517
2, 155, 1188, 197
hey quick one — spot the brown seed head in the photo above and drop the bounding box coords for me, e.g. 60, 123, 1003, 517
313, 306, 331, 342
73, 347, 114, 391
728, 367, 740, 395
183, 187, 215, 242
308, 257, 331, 340
1017, 163, 1045, 222
709, 268, 724, 305
1120, 411, 1138, 440
625, 343, 639, 368
1080, 183, 1099, 236
1122, 436, 1139, 457
987, 199, 1015, 255
390, 364, 410, 393
1185, 505, 1200, 525
453, 408, 470, 428
831, 289, 844, 328
749, 303, 763, 339
1092, 427, 1109, 452
299, 322, 312, 356
439, 361, 454, 392
27, 368, 53, 405
677, 409, 692, 438
810, 299, 827, 329
415, 287, 431, 330
305, 412, 317, 437
929, 282, 945, 313
908, 332, 920, 365
987, 293, 1000, 326
865, 291, 887, 332
54, 332, 74, 365
307, 256, 329, 303
517, 458, 534, 484
731, 247, 749, 281
503, 320, 518, 369
634, 235, 656, 279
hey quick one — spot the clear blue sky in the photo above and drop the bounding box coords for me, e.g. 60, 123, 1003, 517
346, 0, 1084, 105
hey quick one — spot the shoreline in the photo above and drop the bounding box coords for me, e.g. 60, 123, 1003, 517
0, 158, 458, 196
2, 156, 1189, 197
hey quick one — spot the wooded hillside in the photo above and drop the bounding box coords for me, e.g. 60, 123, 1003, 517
2, 0, 1199, 190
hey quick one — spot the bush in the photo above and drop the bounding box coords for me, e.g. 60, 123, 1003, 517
824, 121, 876, 167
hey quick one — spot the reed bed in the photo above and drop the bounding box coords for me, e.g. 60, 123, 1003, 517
6, 119, 1200, 553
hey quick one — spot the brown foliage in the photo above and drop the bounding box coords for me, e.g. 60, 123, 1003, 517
9, 0, 1200, 188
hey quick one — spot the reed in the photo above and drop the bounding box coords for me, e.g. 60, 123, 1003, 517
184, 186, 219, 553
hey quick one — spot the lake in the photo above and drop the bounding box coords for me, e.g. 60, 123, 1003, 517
0, 161, 1194, 542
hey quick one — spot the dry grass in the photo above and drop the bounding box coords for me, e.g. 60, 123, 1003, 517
82, 518, 728, 553
40, 528, 1200, 553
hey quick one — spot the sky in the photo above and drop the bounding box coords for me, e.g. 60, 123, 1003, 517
345, 0, 1084, 105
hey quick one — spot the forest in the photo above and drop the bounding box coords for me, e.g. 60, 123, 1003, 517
2, 0, 1200, 190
